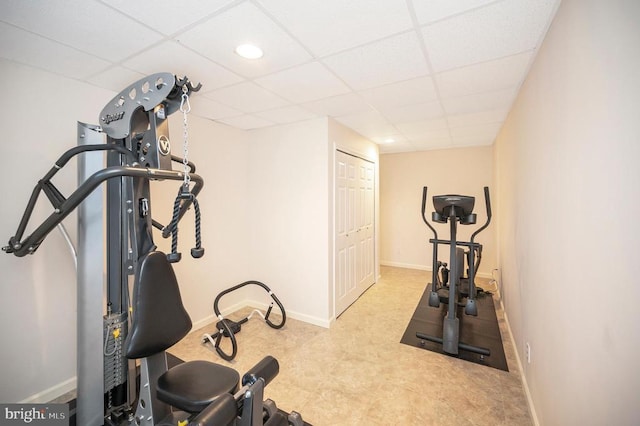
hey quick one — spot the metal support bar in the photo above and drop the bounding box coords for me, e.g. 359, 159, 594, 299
77, 122, 106, 426
416, 332, 491, 357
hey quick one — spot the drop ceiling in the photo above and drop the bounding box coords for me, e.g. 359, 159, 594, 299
0, 0, 560, 153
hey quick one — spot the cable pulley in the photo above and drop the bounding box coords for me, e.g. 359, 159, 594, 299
166, 83, 204, 263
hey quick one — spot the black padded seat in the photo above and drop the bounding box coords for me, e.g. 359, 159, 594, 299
126, 251, 240, 414
157, 360, 239, 413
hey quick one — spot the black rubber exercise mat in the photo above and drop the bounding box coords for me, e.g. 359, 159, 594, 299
400, 284, 509, 371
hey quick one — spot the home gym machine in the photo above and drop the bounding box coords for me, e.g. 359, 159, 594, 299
202, 281, 287, 361
3, 73, 305, 426
416, 187, 492, 356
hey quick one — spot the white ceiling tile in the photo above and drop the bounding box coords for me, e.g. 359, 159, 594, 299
334, 110, 397, 139
86, 66, 146, 92
1, 0, 162, 62
122, 41, 243, 91
442, 87, 517, 115
257, 0, 413, 57
410, 138, 454, 151
422, 0, 559, 72
412, 0, 496, 25
102, 0, 236, 35
189, 96, 243, 120
254, 105, 318, 124
370, 134, 407, 145
450, 134, 495, 147
396, 117, 449, 138
216, 114, 275, 130
176, 2, 312, 78
255, 62, 350, 103
323, 32, 430, 90
449, 122, 502, 141
358, 76, 438, 111
2, 0, 561, 154
448, 109, 508, 128
379, 141, 418, 153
436, 51, 533, 99
380, 100, 443, 124
0, 23, 110, 79
204, 82, 289, 113
302, 93, 374, 117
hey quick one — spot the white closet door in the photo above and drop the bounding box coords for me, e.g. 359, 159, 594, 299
335, 150, 375, 316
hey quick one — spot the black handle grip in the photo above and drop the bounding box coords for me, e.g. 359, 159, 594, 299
484, 186, 492, 221
421, 186, 438, 239
421, 186, 428, 224
189, 393, 236, 426
242, 355, 280, 387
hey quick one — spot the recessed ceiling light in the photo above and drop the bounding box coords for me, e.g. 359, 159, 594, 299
384, 138, 396, 144
235, 44, 264, 59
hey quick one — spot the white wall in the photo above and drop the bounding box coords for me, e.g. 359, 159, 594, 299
0, 60, 113, 402
245, 118, 380, 324
246, 118, 331, 326
0, 60, 250, 402
157, 113, 250, 328
494, 1, 640, 424
379, 146, 496, 276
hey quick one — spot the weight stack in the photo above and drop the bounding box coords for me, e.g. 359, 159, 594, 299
103, 312, 128, 394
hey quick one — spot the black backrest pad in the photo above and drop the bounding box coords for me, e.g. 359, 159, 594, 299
125, 251, 192, 359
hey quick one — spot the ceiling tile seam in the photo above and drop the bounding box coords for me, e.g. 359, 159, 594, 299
0, 22, 123, 87
93, 0, 168, 38
316, 27, 420, 62
248, 0, 380, 120
249, 0, 321, 60
249, 103, 318, 118
165, 0, 250, 36
89, 0, 249, 83
404, 0, 452, 151
0, 20, 121, 70
410, 0, 504, 27
448, 118, 507, 129
431, 49, 534, 76
202, 79, 296, 114
96, 0, 246, 39
440, 82, 520, 105
252, 0, 420, 61
0, 56, 108, 90
496, 0, 562, 116
240, 0, 439, 145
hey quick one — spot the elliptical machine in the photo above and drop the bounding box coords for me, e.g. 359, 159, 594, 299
416, 187, 492, 356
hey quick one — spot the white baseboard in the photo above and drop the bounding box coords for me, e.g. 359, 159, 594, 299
244, 299, 331, 328
21, 376, 76, 404
190, 300, 248, 333
380, 261, 492, 279
192, 299, 331, 332
500, 299, 539, 426
380, 260, 429, 270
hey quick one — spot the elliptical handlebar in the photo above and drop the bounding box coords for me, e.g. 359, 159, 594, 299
421, 186, 438, 239
422, 187, 441, 301
470, 186, 492, 244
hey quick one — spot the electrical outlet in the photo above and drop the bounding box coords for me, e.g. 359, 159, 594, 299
526, 342, 531, 363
